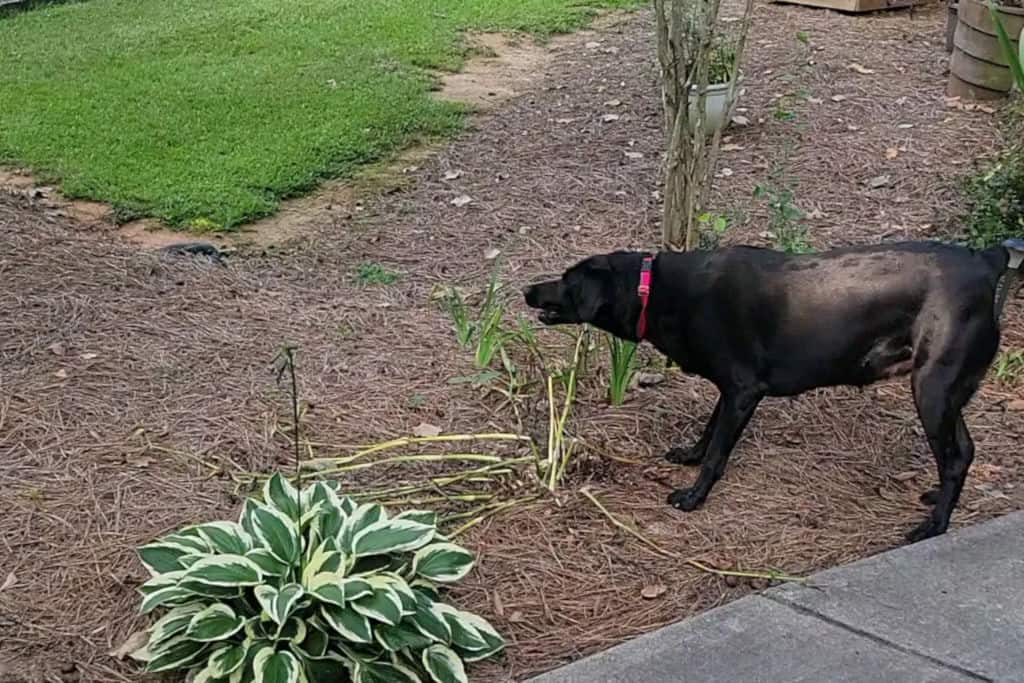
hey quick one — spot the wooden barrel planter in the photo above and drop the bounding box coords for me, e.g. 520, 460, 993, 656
949, 0, 1024, 99
947, 1, 959, 53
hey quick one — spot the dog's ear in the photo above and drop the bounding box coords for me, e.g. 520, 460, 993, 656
568, 264, 608, 322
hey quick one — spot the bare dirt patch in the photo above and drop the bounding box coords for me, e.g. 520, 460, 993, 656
2, 4, 1023, 683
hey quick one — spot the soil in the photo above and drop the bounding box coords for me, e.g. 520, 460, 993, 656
2, 4, 1023, 683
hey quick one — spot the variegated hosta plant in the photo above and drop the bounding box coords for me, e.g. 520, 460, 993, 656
133, 474, 504, 683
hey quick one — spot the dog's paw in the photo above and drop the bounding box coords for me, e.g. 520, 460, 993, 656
905, 517, 944, 543
919, 488, 940, 506
666, 487, 705, 511
663, 446, 703, 466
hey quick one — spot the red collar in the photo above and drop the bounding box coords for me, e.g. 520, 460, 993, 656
636, 254, 654, 340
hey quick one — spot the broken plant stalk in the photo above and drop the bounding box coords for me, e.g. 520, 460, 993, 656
581, 487, 807, 584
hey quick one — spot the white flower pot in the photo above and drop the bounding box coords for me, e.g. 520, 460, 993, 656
689, 82, 731, 132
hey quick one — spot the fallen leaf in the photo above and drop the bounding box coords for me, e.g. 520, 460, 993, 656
0, 572, 15, 592
847, 62, 876, 75
80, 353, 99, 361
484, 248, 501, 261
450, 195, 473, 208
867, 175, 891, 189
326, 79, 338, 89
48, 342, 65, 356
602, 113, 620, 123
1006, 399, 1024, 412
731, 115, 750, 126
891, 471, 918, 482
412, 423, 442, 438
806, 97, 824, 105
585, 41, 601, 49
127, 452, 156, 468
641, 584, 667, 599
492, 592, 505, 618
109, 630, 150, 660
721, 143, 745, 152
717, 168, 734, 178
977, 105, 996, 114
603, 99, 622, 107
443, 170, 463, 180
509, 611, 526, 623
831, 94, 848, 102
624, 151, 645, 159
885, 147, 899, 159
897, 123, 915, 129
847, 124, 861, 132
555, 117, 575, 124
807, 208, 826, 220
54, 369, 68, 379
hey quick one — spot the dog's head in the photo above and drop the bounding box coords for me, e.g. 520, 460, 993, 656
523, 252, 641, 336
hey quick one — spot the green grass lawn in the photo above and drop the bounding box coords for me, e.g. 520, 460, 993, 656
0, 0, 636, 230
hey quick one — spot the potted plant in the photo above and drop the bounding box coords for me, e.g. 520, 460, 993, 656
690, 34, 739, 132
948, 0, 1024, 99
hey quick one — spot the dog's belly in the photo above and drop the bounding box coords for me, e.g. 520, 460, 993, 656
853, 337, 914, 384
765, 335, 914, 395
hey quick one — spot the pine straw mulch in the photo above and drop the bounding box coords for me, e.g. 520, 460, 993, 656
2, 2, 1024, 682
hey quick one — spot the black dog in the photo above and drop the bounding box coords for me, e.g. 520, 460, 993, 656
524, 240, 1023, 542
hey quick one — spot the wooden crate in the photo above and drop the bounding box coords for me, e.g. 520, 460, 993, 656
773, 0, 921, 12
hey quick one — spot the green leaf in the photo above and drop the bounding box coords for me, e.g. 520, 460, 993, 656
379, 574, 417, 614
302, 541, 344, 588
140, 585, 196, 614
254, 583, 305, 626
145, 636, 208, 672
192, 521, 254, 555
240, 498, 260, 539
433, 604, 487, 652
353, 519, 434, 557
247, 548, 290, 577
295, 623, 330, 658
989, 2, 1024, 92
353, 660, 421, 683
276, 618, 308, 644
138, 570, 183, 597
208, 641, 249, 677
395, 510, 438, 528
138, 542, 198, 575
341, 577, 374, 601
321, 604, 374, 643
162, 530, 211, 554
375, 620, 433, 652
455, 612, 505, 661
254, 647, 301, 683
308, 572, 347, 608
412, 543, 475, 583
408, 593, 452, 643
183, 554, 263, 587
422, 644, 468, 683
251, 502, 301, 565
264, 473, 301, 520
186, 603, 246, 642
177, 580, 242, 599
304, 483, 347, 542
351, 580, 403, 625
341, 503, 386, 552
149, 604, 204, 645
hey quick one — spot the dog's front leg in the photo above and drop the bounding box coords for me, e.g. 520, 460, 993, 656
664, 397, 722, 466
667, 389, 763, 511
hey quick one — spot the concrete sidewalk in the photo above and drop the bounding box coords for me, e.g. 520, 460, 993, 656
528, 512, 1024, 683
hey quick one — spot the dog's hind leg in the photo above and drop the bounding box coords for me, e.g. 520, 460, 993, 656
664, 397, 722, 466
667, 388, 763, 511
907, 324, 994, 542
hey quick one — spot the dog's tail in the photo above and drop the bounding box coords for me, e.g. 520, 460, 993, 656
987, 238, 1024, 321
